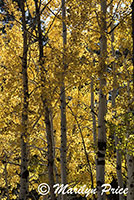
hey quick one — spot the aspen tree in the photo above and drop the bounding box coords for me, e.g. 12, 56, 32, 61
60, 0, 67, 199
91, 78, 97, 197
4, 153, 9, 200
126, 89, 134, 200
126, 2, 134, 200
19, 0, 29, 199
91, 78, 97, 154
34, 1, 56, 199
110, 4, 124, 200
132, 1, 134, 92
126, 5, 134, 197
50, 111, 60, 184
97, 0, 107, 199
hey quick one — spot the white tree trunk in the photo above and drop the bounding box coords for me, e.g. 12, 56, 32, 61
110, 7, 124, 199
114, 136, 124, 200
126, 1, 134, 199
127, 155, 134, 200
126, 80, 134, 200
97, 0, 107, 199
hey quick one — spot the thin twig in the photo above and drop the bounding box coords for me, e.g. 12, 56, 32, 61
67, 105, 95, 192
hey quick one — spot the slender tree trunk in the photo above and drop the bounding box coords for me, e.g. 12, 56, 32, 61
4, 154, 9, 200
60, 0, 67, 199
110, 7, 124, 199
44, 106, 57, 200
126, 3, 134, 200
60, 82, 67, 187
19, 1, 29, 199
127, 154, 134, 200
112, 84, 124, 200
91, 78, 97, 196
97, 0, 107, 199
126, 82, 134, 200
50, 111, 60, 184
91, 78, 97, 152
132, 1, 134, 95
34, 1, 56, 199
91, 56, 98, 200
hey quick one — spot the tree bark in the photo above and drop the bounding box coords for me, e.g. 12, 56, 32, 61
34, 1, 56, 199
60, 0, 67, 199
97, 0, 107, 199
19, 1, 29, 199
91, 79, 97, 153
126, 3, 134, 200
132, 1, 134, 95
4, 154, 9, 200
60, 81, 67, 200
110, 6, 124, 199
44, 105, 57, 200
91, 78, 97, 199
126, 80, 134, 200
50, 111, 60, 184
127, 154, 134, 200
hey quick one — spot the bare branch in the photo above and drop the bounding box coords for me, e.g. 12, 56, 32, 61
32, 114, 42, 129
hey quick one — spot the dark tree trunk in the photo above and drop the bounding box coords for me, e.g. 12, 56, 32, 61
132, 1, 134, 93
19, 1, 29, 199
34, 1, 56, 200
60, 0, 67, 200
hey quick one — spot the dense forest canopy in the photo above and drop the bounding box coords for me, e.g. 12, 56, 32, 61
0, 0, 134, 200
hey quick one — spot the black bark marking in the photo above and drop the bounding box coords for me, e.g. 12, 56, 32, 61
21, 170, 29, 179
116, 165, 121, 170
97, 160, 105, 165
98, 141, 106, 150
97, 181, 103, 186
97, 151, 105, 158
